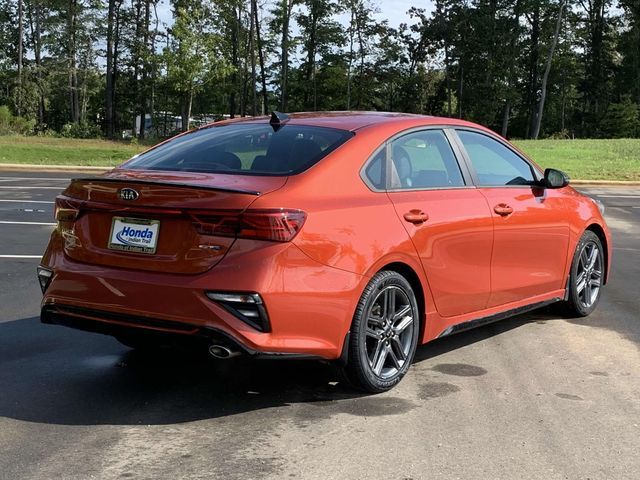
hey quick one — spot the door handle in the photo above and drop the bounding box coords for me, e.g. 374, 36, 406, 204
403, 209, 429, 224
494, 203, 514, 216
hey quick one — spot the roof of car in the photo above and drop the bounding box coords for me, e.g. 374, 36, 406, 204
213, 111, 484, 132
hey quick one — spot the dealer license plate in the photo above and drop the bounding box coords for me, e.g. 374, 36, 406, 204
108, 217, 160, 254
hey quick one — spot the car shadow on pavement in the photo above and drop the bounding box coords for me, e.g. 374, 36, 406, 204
0, 310, 561, 427
412, 306, 563, 364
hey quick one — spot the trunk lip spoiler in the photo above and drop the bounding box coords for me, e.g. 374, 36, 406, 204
69, 177, 262, 196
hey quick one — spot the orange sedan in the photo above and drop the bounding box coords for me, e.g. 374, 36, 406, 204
38, 112, 612, 392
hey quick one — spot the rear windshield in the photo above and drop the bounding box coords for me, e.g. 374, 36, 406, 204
124, 123, 354, 175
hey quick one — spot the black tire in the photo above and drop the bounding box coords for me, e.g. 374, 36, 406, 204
341, 270, 420, 393
563, 230, 605, 317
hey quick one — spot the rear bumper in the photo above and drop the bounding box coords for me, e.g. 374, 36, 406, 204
40, 304, 322, 359
40, 239, 365, 360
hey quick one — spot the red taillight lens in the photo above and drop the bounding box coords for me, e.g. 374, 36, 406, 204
191, 213, 240, 237
54, 197, 80, 225
192, 209, 306, 242
239, 209, 306, 242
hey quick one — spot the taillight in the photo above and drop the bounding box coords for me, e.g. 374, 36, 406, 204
191, 212, 241, 238
54, 197, 80, 228
192, 209, 306, 242
240, 209, 306, 242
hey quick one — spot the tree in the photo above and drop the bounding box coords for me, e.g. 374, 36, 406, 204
531, 0, 566, 139
164, 0, 229, 130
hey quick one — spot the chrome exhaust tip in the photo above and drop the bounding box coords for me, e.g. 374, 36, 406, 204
208, 344, 241, 359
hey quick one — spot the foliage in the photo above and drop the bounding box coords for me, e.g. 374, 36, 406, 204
60, 122, 102, 139
0, 105, 35, 134
0, 0, 638, 139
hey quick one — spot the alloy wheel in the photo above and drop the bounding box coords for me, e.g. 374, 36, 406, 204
365, 285, 415, 379
576, 240, 603, 309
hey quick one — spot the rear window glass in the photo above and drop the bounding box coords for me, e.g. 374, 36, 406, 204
124, 123, 353, 175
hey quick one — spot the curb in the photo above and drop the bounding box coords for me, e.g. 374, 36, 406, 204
0, 163, 639, 186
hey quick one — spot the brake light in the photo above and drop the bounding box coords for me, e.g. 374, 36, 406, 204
240, 209, 306, 242
192, 209, 306, 242
191, 212, 240, 237
54, 197, 80, 227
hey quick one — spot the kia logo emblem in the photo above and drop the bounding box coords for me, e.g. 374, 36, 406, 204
119, 188, 139, 201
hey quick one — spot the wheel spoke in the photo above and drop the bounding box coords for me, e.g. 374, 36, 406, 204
393, 315, 413, 335
368, 315, 384, 327
580, 248, 590, 268
370, 340, 384, 368
373, 343, 389, 376
576, 273, 587, 294
366, 327, 380, 339
393, 304, 411, 321
587, 247, 598, 269
383, 289, 396, 320
391, 337, 406, 362
388, 345, 401, 369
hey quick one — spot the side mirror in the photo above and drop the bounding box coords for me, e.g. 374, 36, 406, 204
543, 168, 570, 189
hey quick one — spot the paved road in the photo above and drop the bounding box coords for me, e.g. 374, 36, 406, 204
0, 172, 638, 480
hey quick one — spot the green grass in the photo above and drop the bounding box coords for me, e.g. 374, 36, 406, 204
513, 138, 640, 181
0, 135, 638, 181
0, 136, 146, 166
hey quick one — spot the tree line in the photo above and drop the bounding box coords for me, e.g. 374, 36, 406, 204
0, 0, 639, 140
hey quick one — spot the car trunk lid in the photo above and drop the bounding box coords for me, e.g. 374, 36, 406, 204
56, 169, 287, 274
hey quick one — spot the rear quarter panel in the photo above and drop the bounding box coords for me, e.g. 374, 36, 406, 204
250, 123, 422, 278
248, 122, 438, 337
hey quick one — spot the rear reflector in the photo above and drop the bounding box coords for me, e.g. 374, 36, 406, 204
192, 209, 306, 242
37, 266, 53, 293
205, 291, 270, 332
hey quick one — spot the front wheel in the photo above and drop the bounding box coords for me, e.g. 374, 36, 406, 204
341, 270, 420, 393
563, 230, 605, 317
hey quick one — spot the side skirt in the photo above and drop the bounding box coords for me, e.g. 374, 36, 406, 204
437, 297, 563, 339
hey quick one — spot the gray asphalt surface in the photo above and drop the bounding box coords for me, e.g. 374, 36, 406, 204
0, 172, 638, 480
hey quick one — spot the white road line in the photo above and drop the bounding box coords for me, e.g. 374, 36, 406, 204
0, 199, 55, 204
597, 195, 640, 199
0, 177, 70, 181
0, 255, 42, 259
0, 186, 64, 190
0, 220, 56, 226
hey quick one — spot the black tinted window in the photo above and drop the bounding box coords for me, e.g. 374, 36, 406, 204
390, 130, 465, 189
457, 130, 535, 186
125, 123, 353, 175
364, 148, 385, 189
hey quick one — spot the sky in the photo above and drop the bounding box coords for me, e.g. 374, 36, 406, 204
156, 1, 434, 32
370, 0, 434, 27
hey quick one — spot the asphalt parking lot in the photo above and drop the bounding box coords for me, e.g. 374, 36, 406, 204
0, 171, 638, 480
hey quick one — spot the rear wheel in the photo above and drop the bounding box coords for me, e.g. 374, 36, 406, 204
563, 230, 604, 317
342, 270, 420, 393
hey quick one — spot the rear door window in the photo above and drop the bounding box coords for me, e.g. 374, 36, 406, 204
389, 129, 466, 189
125, 123, 353, 176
